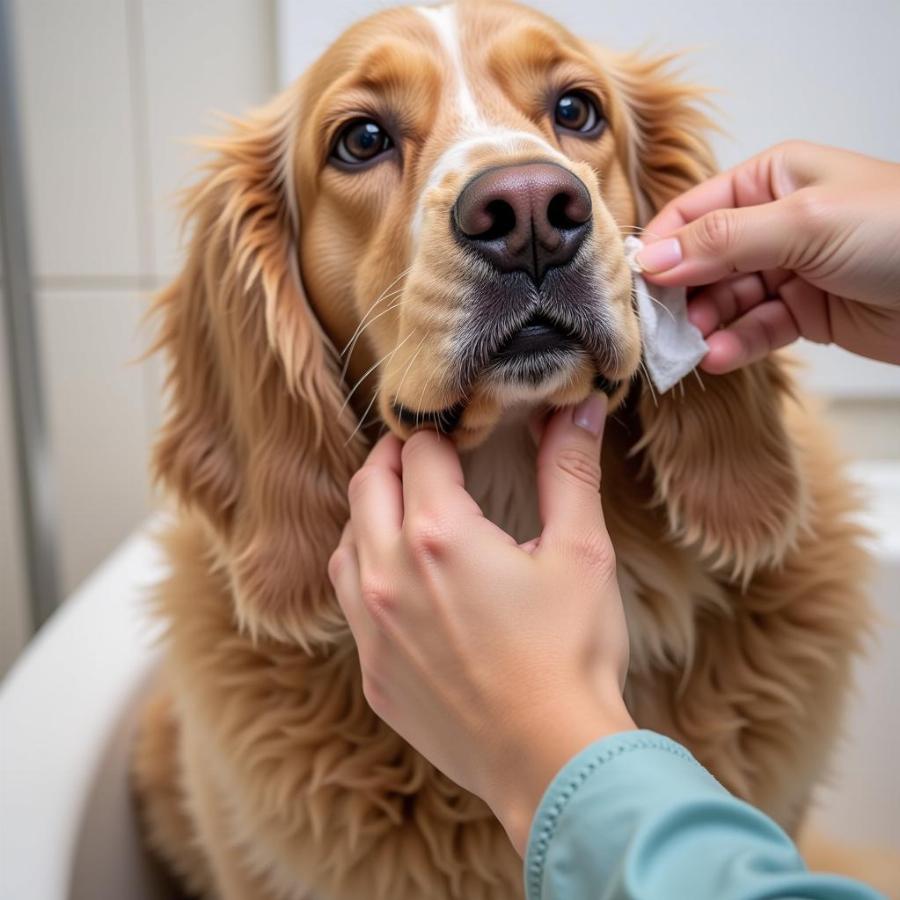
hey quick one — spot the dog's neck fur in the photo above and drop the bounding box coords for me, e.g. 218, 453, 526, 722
461, 411, 542, 542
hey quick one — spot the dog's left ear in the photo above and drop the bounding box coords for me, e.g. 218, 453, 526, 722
602, 51, 808, 580
151, 89, 366, 649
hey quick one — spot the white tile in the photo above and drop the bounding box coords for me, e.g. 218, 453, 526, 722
36, 289, 157, 594
0, 288, 32, 675
140, 0, 276, 277
11, 0, 145, 279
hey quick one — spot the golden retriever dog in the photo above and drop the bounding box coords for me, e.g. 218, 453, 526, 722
132, 2, 875, 897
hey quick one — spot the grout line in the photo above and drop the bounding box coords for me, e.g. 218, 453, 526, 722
124, 0, 156, 278
123, 0, 165, 449
35, 274, 168, 292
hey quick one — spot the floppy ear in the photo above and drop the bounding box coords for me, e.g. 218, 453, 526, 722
600, 50, 717, 224
606, 52, 808, 580
151, 90, 365, 649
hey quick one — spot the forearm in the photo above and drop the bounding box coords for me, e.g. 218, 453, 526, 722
524, 730, 884, 900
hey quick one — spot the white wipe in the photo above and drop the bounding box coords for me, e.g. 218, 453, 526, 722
623, 236, 707, 394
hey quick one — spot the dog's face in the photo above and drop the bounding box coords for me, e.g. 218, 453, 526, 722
154, 0, 807, 648
295, 0, 642, 446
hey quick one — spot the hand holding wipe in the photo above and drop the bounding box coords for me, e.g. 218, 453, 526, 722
624, 235, 708, 393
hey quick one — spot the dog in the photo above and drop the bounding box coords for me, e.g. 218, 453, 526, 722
132, 2, 873, 897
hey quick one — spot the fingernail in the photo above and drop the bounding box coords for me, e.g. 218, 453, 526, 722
573, 392, 608, 436
636, 237, 682, 273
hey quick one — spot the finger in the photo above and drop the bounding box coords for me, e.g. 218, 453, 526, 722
686, 269, 791, 336
536, 393, 610, 553
638, 199, 804, 287
644, 148, 784, 238
688, 273, 771, 335
778, 276, 833, 344
347, 434, 403, 568
699, 300, 801, 373
328, 524, 377, 650
400, 429, 483, 522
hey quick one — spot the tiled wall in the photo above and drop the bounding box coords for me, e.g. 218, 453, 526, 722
0, 0, 276, 674
3, 0, 898, 676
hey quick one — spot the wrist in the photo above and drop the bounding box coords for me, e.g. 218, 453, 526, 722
484, 692, 636, 855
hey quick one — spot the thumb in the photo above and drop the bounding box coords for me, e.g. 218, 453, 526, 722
536, 393, 611, 558
637, 198, 803, 287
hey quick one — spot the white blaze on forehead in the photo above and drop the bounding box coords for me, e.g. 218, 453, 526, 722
413, 4, 563, 236
416, 4, 485, 130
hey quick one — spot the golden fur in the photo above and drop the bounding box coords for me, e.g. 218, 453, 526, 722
133, 2, 878, 897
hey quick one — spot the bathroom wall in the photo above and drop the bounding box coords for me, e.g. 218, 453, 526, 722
2, 0, 898, 676
0, 0, 276, 675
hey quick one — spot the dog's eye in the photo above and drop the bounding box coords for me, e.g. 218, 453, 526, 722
554, 92, 604, 135
332, 119, 393, 165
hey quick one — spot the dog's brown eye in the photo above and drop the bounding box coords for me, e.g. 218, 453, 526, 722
332, 119, 393, 165
554, 92, 604, 135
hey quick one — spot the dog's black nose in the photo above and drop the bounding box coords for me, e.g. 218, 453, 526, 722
453, 163, 592, 284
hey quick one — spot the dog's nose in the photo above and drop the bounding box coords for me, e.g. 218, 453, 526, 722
453, 163, 592, 284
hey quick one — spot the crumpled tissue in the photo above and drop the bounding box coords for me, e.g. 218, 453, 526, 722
623, 235, 708, 393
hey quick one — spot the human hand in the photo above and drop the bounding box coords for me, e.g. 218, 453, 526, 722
328, 395, 635, 855
637, 141, 900, 372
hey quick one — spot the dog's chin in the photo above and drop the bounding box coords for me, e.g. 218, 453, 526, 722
453, 352, 598, 448
383, 315, 629, 446
481, 346, 588, 404
385, 353, 610, 450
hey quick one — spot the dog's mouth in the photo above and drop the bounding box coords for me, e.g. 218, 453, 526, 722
391, 398, 467, 434
486, 312, 582, 385
390, 311, 619, 436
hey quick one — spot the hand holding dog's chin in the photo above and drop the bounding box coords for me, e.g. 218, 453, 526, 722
330, 395, 636, 857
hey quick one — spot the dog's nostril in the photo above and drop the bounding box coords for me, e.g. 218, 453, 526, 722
547, 191, 591, 231
476, 199, 517, 241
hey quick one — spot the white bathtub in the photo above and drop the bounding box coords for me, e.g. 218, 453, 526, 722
812, 462, 900, 850
1, 463, 898, 899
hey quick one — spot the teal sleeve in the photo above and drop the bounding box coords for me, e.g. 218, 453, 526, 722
524, 730, 885, 900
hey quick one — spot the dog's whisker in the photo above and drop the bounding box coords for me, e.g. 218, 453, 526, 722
643, 290, 678, 324
343, 330, 417, 446
639, 358, 658, 407
393, 332, 428, 405
340, 286, 407, 359
344, 389, 381, 448
340, 330, 415, 415
339, 298, 406, 382
339, 266, 412, 357
339, 286, 407, 362
414, 357, 446, 429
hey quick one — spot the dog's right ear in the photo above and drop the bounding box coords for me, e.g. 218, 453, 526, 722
150, 89, 366, 650
598, 51, 808, 581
